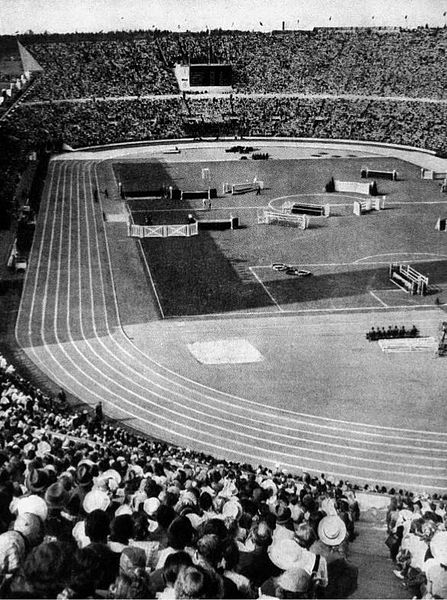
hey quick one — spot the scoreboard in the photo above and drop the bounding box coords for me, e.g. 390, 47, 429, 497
174, 63, 233, 92
189, 64, 232, 87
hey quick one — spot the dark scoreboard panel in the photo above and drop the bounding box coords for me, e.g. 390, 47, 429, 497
189, 64, 232, 87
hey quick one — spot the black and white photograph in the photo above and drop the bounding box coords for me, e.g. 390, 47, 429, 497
0, 1, 446, 598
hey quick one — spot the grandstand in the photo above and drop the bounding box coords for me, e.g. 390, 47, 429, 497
0, 24, 447, 600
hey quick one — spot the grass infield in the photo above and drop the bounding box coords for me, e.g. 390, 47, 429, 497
114, 156, 447, 317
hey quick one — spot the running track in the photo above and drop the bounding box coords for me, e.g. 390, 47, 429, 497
15, 157, 447, 492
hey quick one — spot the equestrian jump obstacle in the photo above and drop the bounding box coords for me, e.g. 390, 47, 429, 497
196, 215, 239, 230
128, 221, 198, 238
389, 263, 428, 296
168, 187, 217, 201
361, 167, 398, 181
258, 210, 308, 230
326, 177, 377, 196
119, 185, 165, 200
282, 201, 330, 217
421, 168, 447, 180
223, 178, 263, 195
353, 197, 386, 216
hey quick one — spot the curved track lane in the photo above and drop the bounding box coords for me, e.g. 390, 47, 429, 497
16, 159, 447, 492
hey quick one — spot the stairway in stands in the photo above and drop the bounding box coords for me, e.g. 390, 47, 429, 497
350, 509, 411, 599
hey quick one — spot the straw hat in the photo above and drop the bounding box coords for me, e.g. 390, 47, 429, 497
82, 489, 110, 514
276, 567, 311, 593
318, 516, 347, 546
268, 539, 303, 571
16, 495, 48, 522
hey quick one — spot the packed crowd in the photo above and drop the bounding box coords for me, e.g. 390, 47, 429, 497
2, 91, 445, 226
0, 350, 364, 599
22, 28, 447, 100
385, 496, 447, 598
6, 94, 447, 154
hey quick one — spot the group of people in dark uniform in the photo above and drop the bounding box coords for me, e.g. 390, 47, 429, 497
366, 325, 419, 341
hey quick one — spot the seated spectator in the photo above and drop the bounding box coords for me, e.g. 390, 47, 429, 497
272, 505, 295, 543
44, 481, 75, 543
221, 538, 255, 598
237, 521, 279, 588
157, 551, 194, 599
156, 516, 195, 569
56, 545, 106, 598
265, 538, 328, 596
0, 512, 44, 594
84, 509, 119, 589
174, 564, 221, 599
7, 540, 71, 598
264, 566, 313, 599
109, 568, 155, 599
129, 511, 161, 570
310, 516, 349, 564
108, 514, 134, 554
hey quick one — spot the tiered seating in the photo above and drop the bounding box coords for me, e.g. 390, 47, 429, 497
0, 353, 366, 599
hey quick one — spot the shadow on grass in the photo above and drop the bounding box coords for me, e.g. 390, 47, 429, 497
116, 159, 447, 318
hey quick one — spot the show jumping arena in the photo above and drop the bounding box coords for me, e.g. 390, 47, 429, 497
15, 138, 447, 493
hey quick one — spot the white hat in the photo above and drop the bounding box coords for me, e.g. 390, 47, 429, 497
318, 516, 347, 546
261, 479, 277, 494
222, 500, 242, 520
268, 539, 303, 571
102, 469, 122, 485
82, 489, 110, 513
129, 465, 144, 478
72, 520, 90, 548
430, 532, 447, 565
143, 497, 160, 517
16, 495, 48, 522
115, 504, 133, 517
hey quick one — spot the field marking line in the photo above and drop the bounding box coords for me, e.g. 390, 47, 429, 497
20, 163, 447, 488
249, 267, 284, 312
136, 239, 165, 319
253, 255, 447, 270
83, 167, 447, 456
25, 161, 447, 450
369, 291, 389, 308
387, 200, 447, 205
168, 302, 442, 319
355, 252, 447, 264
29, 329, 447, 474
79, 166, 447, 452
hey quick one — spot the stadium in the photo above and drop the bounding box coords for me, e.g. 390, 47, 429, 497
0, 5, 447, 599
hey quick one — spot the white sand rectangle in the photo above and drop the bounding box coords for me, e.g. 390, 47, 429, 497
188, 339, 263, 364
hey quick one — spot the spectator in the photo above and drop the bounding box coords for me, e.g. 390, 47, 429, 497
174, 564, 220, 599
